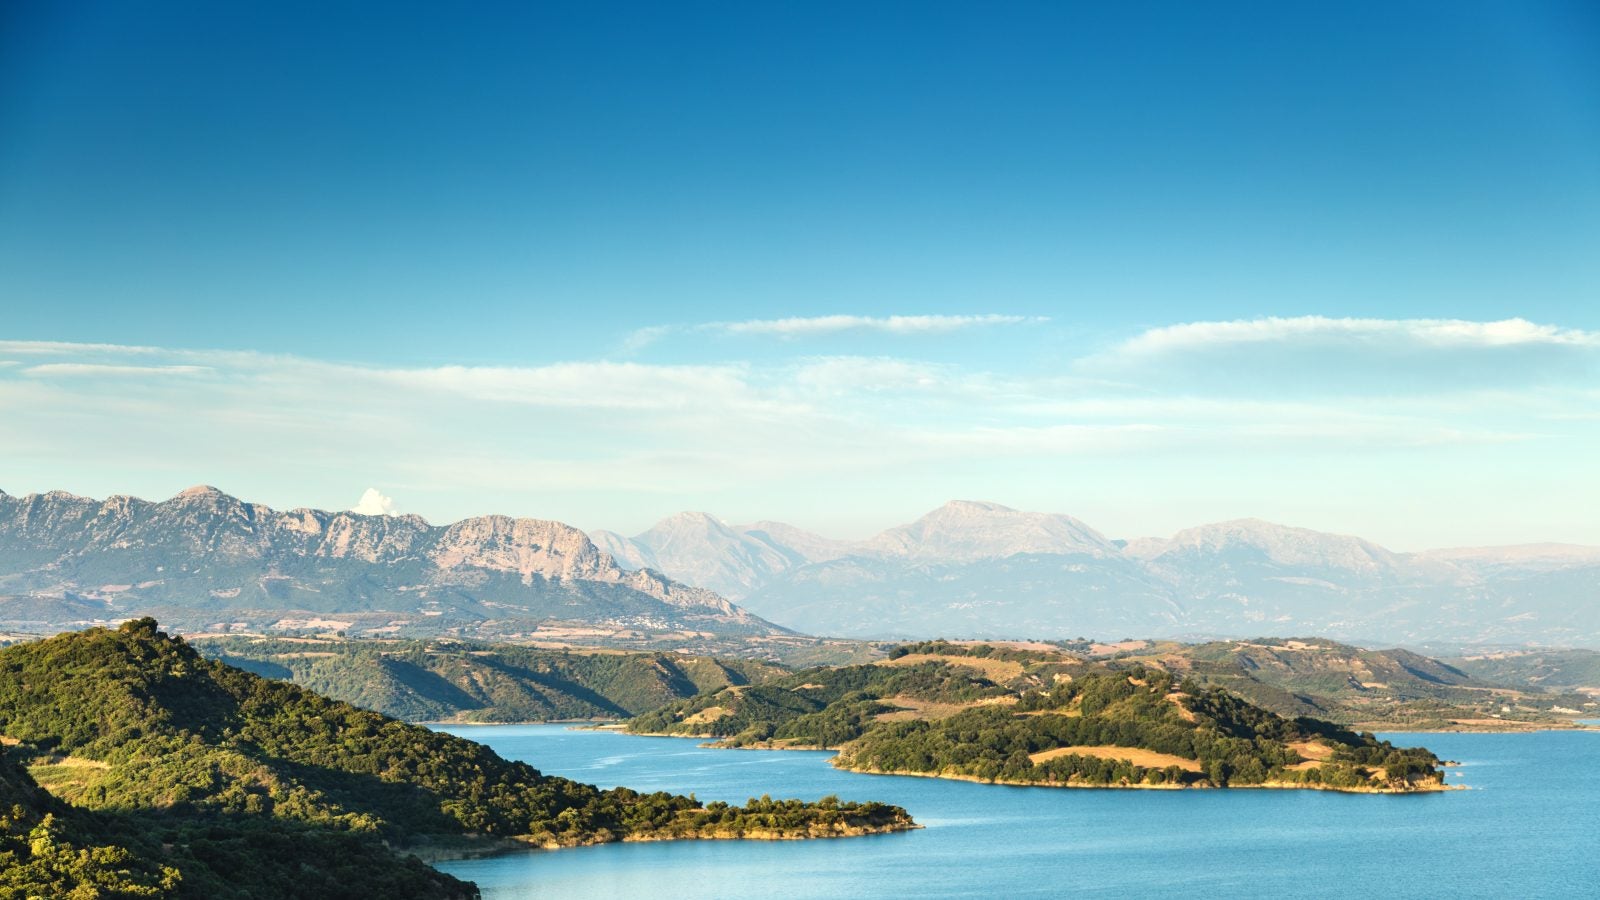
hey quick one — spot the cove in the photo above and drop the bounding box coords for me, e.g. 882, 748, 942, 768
433, 725, 1600, 898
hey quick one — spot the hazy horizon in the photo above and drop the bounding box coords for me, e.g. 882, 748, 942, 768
2, 476, 1597, 555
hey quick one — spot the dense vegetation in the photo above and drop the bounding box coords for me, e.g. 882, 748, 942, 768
0, 749, 181, 899
0, 621, 914, 898
195, 636, 783, 722
631, 643, 1446, 792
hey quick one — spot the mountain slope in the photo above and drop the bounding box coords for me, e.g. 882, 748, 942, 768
0, 487, 778, 639
0, 621, 915, 897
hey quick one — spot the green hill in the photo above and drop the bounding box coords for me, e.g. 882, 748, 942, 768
194, 636, 785, 723
1448, 648, 1600, 694
1110, 638, 1594, 728
0, 621, 914, 898
629, 641, 1446, 792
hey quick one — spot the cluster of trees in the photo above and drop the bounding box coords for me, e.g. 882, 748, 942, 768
198, 636, 780, 723
0, 620, 913, 897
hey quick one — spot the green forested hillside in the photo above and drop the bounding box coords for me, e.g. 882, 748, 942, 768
195, 636, 784, 722
630, 641, 1446, 792
0, 621, 914, 898
1, 748, 184, 899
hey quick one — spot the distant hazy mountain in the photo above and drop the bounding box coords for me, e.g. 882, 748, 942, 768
591, 511, 848, 600
858, 500, 1118, 561
594, 502, 1600, 647
0, 486, 778, 638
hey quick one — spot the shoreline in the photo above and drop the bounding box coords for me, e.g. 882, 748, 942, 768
419, 717, 624, 727
834, 761, 1460, 794
421, 719, 1600, 736
579, 727, 1461, 794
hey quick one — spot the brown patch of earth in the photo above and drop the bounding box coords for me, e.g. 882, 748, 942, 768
1028, 746, 1202, 772
875, 654, 1024, 682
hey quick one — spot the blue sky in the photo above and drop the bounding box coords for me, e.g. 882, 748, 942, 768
1, 1, 1597, 547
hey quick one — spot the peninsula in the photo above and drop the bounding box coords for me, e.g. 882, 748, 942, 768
628, 641, 1449, 792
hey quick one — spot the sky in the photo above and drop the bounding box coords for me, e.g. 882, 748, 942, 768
1, 1, 1597, 549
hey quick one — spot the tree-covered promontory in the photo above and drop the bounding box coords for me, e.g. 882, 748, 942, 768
0, 621, 915, 898
630, 641, 1447, 792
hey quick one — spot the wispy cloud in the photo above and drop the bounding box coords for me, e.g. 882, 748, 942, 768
622, 313, 1047, 351
363, 361, 786, 413
1114, 316, 1600, 356
23, 363, 213, 378
0, 340, 168, 356
716, 313, 1047, 338
1079, 315, 1600, 397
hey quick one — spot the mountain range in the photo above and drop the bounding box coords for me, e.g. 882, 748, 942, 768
3, 488, 1596, 648
0, 486, 778, 639
592, 500, 1600, 647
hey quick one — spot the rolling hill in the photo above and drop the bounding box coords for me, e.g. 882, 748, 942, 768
1106, 637, 1596, 728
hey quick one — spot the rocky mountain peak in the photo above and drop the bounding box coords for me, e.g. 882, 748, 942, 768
639, 511, 739, 544
431, 515, 610, 582
938, 499, 1016, 514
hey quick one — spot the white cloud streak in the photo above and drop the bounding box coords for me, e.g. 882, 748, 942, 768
1114, 316, 1600, 356
23, 363, 213, 378
715, 313, 1047, 338
621, 313, 1047, 350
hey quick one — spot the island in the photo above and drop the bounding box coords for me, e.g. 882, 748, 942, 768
627, 641, 1449, 792
0, 620, 915, 899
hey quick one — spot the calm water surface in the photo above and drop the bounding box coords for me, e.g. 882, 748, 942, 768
433, 726, 1600, 898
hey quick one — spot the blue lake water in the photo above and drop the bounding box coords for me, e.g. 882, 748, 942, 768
433, 726, 1600, 898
